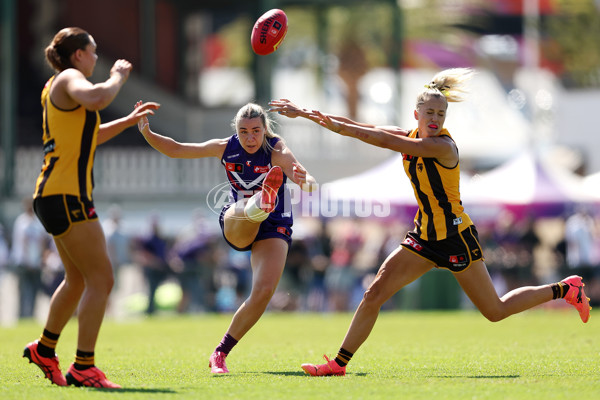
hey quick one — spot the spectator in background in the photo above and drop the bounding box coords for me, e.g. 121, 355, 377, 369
325, 220, 363, 311
133, 215, 171, 316
41, 240, 65, 298
102, 205, 131, 282
0, 222, 9, 294
10, 197, 49, 318
171, 211, 216, 313
0, 223, 8, 275
564, 207, 597, 269
304, 219, 331, 312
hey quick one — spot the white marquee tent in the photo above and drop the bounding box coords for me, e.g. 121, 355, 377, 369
321, 151, 593, 220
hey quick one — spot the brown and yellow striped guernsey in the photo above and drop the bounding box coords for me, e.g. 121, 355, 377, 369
34, 74, 100, 201
402, 128, 473, 241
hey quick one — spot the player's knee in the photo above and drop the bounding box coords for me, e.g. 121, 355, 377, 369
249, 285, 276, 306
362, 285, 386, 308
88, 273, 114, 296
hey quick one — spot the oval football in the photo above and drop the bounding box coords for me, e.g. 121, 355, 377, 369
251, 9, 288, 56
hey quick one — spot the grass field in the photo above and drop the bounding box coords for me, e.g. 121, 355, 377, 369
0, 310, 598, 399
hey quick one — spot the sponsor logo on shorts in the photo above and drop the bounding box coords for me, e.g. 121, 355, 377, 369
453, 217, 463, 225
449, 254, 468, 267
277, 227, 288, 236
402, 237, 423, 251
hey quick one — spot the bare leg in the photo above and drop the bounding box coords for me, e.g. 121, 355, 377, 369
225, 238, 288, 340
223, 200, 262, 249
43, 240, 85, 334
453, 260, 553, 322
51, 221, 115, 352
340, 247, 433, 353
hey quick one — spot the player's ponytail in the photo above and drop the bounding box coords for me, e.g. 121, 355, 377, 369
45, 27, 91, 72
416, 68, 474, 109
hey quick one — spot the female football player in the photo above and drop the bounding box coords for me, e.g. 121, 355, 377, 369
268, 68, 590, 376
135, 101, 316, 373
23, 27, 159, 388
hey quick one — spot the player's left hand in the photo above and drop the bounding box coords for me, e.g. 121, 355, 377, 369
268, 99, 310, 119
133, 100, 160, 132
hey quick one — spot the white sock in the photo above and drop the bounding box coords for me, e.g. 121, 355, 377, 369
244, 193, 269, 223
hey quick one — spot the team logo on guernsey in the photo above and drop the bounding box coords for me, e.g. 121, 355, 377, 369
225, 162, 244, 173
417, 163, 424, 172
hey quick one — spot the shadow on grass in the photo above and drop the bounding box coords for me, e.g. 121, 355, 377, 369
434, 375, 520, 379
263, 371, 368, 377
76, 388, 178, 393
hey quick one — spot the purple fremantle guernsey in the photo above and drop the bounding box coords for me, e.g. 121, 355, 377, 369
221, 134, 292, 225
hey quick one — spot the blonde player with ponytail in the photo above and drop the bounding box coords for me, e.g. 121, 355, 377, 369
269, 68, 590, 377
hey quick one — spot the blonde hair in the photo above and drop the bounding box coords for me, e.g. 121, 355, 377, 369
231, 103, 283, 152
416, 68, 474, 109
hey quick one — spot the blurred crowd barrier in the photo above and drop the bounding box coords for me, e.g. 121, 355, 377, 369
2, 207, 599, 326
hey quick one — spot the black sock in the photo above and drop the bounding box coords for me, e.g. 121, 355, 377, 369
334, 347, 353, 367
551, 282, 569, 300
73, 350, 95, 370
37, 330, 60, 358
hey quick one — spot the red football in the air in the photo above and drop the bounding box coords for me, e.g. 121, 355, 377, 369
251, 9, 288, 56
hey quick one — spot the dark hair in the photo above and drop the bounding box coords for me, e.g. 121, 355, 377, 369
45, 27, 91, 72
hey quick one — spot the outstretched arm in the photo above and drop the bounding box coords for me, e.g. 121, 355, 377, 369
97, 101, 160, 145
268, 99, 453, 159
268, 99, 408, 137
135, 101, 227, 159
311, 110, 454, 159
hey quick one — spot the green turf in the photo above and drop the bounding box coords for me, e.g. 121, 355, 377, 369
1, 310, 598, 399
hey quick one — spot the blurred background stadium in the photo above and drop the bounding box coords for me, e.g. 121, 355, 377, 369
1, 0, 599, 323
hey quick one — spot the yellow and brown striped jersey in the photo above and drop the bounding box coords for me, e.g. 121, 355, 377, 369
34, 74, 100, 201
402, 128, 473, 241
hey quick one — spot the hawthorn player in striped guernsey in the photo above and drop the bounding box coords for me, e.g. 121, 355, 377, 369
269, 68, 591, 377
136, 101, 316, 373
23, 27, 159, 388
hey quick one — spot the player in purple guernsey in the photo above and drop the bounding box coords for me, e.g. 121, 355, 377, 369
221, 133, 293, 241
136, 102, 316, 373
